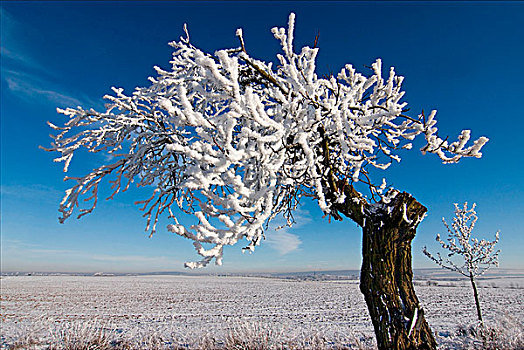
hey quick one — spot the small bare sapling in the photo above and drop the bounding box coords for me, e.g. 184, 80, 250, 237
423, 202, 500, 324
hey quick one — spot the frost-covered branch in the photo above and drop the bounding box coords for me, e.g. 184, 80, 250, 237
423, 202, 500, 277
43, 13, 489, 268
423, 202, 500, 325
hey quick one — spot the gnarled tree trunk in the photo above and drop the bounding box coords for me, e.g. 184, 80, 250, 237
333, 184, 437, 350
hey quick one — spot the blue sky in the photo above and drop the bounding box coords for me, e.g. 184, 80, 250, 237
1, 1, 523, 273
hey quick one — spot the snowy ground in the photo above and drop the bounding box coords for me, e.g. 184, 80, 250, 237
1, 275, 523, 348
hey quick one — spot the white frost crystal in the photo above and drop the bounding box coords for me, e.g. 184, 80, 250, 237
43, 14, 489, 268
423, 202, 500, 277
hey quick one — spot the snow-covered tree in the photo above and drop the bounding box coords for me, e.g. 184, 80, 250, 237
42, 14, 489, 349
423, 202, 500, 324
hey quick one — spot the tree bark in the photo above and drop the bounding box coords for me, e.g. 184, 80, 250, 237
469, 273, 483, 324
333, 185, 437, 350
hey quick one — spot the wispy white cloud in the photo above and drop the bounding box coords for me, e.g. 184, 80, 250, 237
91, 254, 177, 265
5, 75, 82, 106
3, 245, 82, 257
1, 242, 78, 258
19, 247, 178, 266
266, 230, 302, 255
0, 8, 98, 108
264, 208, 310, 255
270, 207, 312, 230
1, 46, 41, 70
0, 239, 39, 249
0, 184, 63, 202
28, 248, 79, 255
2, 239, 181, 272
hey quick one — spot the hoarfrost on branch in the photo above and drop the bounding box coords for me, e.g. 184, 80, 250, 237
43, 14, 488, 268
423, 202, 500, 278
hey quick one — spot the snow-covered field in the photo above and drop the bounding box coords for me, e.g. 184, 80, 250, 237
1, 275, 523, 349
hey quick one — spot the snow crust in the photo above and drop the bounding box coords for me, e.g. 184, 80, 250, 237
1, 275, 522, 348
